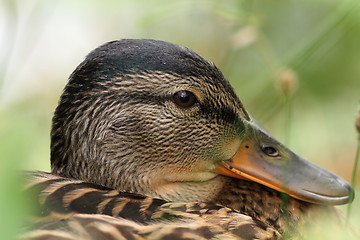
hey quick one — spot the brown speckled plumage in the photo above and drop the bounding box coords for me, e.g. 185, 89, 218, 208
24, 172, 283, 240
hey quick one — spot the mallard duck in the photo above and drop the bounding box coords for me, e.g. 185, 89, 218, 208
23, 39, 353, 240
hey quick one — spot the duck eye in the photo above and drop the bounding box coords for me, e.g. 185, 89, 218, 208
262, 145, 279, 157
172, 90, 198, 108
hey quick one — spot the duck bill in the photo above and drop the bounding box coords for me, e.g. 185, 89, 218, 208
215, 124, 353, 205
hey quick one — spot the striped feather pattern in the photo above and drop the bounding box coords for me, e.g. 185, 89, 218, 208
22, 172, 280, 240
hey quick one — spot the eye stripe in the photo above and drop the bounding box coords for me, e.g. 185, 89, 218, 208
107, 92, 239, 126
199, 103, 238, 125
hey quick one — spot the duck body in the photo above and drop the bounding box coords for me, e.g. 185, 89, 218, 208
25, 172, 285, 240
25, 172, 314, 239
23, 39, 352, 240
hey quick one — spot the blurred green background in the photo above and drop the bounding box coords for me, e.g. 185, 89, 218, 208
1, 0, 359, 239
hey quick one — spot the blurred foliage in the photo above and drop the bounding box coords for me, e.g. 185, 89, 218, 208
0, 0, 359, 239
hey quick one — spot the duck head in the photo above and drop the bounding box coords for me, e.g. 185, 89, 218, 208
51, 39, 353, 205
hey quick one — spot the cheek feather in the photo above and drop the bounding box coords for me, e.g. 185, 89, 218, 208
220, 137, 241, 160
